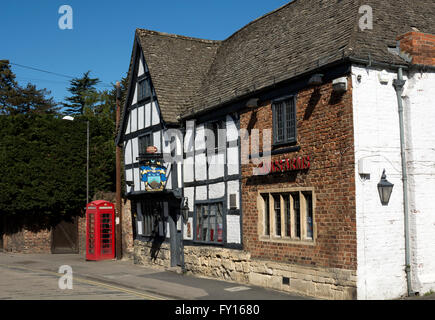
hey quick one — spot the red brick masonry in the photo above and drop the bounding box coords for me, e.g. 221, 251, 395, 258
240, 76, 357, 271
397, 31, 435, 66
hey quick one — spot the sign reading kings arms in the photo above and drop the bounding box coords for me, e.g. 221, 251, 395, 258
138, 146, 167, 192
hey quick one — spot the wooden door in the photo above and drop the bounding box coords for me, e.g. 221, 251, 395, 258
52, 217, 78, 254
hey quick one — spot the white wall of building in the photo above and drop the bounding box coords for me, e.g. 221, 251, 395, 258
352, 65, 435, 299
182, 116, 242, 244
403, 70, 435, 295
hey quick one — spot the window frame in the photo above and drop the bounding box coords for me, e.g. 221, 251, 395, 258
135, 200, 165, 238
193, 199, 225, 245
138, 132, 153, 156
272, 95, 297, 146
258, 187, 316, 245
137, 75, 152, 102
204, 119, 225, 152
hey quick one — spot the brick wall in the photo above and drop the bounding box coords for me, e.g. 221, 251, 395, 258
3, 228, 51, 253
78, 214, 86, 254
240, 77, 357, 271
397, 31, 435, 66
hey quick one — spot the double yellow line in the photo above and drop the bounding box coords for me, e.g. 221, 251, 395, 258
0, 263, 167, 300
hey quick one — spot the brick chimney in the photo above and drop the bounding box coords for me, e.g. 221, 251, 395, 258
396, 31, 435, 66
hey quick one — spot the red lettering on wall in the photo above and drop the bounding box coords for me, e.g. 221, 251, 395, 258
260, 155, 311, 175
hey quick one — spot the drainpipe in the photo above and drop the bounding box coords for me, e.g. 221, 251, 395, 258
393, 67, 414, 296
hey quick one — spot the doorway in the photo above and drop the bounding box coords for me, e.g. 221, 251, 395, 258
51, 217, 79, 254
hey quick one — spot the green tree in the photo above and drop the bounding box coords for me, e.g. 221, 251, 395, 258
63, 71, 100, 115
0, 114, 87, 227
0, 60, 58, 115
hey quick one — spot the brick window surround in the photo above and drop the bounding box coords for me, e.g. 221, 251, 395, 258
257, 187, 316, 245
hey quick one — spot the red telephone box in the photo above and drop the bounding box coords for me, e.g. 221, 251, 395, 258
86, 200, 115, 261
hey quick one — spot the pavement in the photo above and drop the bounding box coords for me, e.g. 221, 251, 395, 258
0, 252, 311, 300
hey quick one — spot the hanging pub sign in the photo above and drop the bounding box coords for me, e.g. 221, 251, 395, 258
140, 159, 167, 192
257, 155, 310, 175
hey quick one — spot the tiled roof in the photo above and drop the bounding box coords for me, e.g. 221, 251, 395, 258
136, 29, 220, 124
128, 0, 435, 125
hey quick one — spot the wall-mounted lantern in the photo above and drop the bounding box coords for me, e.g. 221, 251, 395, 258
332, 77, 348, 92
377, 169, 394, 206
181, 197, 189, 221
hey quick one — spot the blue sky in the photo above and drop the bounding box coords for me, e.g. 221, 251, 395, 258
1, 0, 289, 108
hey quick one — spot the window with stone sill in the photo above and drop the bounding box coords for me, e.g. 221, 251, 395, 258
259, 189, 315, 242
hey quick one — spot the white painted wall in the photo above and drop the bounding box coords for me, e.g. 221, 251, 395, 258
227, 215, 241, 244
352, 65, 435, 299
403, 70, 435, 295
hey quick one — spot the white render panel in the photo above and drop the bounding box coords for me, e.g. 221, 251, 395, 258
226, 115, 238, 141
124, 140, 132, 165
195, 124, 206, 151
132, 83, 137, 105
227, 146, 239, 176
183, 155, 194, 183
353, 66, 408, 300
130, 107, 137, 133
125, 169, 133, 193
226, 215, 241, 244
138, 57, 145, 77
133, 167, 140, 193
208, 182, 225, 199
153, 130, 161, 153
145, 103, 151, 128
184, 125, 195, 153
151, 102, 160, 125
138, 106, 144, 130
227, 180, 240, 209
208, 152, 225, 180
178, 162, 182, 190
132, 137, 138, 165
195, 153, 207, 181
175, 135, 183, 189
195, 185, 207, 201
165, 164, 172, 190
125, 113, 131, 134
183, 187, 194, 211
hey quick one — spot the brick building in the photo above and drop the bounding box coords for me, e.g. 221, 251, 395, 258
118, 0, 435, 299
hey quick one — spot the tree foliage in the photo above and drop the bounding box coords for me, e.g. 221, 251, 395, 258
0, 60, 58, 115
0, 62, 128, 228
62, 71, 100, 115
0, 114, 86, 225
